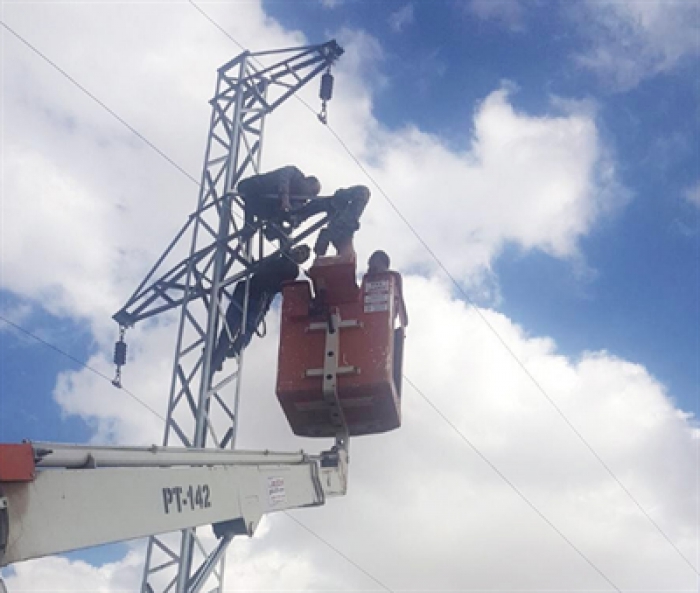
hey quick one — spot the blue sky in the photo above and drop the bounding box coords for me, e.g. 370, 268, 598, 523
1, 0, 698, 590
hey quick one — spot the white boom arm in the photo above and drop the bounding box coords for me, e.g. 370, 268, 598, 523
0, 442, 347, 567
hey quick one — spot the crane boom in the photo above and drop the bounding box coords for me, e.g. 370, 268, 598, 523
0, 442, 347, 567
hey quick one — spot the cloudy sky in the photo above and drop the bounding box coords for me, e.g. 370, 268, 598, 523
1, 0, 698, 591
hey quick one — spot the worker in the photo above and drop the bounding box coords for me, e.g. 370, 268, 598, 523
237, 166, 321, 228
212, 244, 311, 372
364, 250, 408, 397
365, 249, 408, 327
292, 185, 370, 258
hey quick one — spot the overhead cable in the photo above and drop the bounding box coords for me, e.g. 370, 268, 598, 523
0, 309, 623, 591
185, 1, 698, 580
403, 375, 622, 592
2, 9, 694, 585
0, 309, 395, 589
283, 512, 394, 593
3, 12, 624, 588
0, 21, 200, 187
0, 315, 166, 422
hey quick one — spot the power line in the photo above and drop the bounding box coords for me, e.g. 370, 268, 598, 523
283, 512, 394, 593
2, 7, 694, 584
1, 311, 395, 589
188, 0, 246, 53
0, 17, 316, 300
1, 313, 620, 591
0, 315, 166, 422
0, 20, 200, 187
0, 312, 626, 593
0, 314, 635, 593
403, 375, 621, 592
181, 8, 619, 590
0, 318, 621, 591
1, 310, 395, 591
324, 128, 699, 579
186, 1, 699, 579
1, 14, 585, 592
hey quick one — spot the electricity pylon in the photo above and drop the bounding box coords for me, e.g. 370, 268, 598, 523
112, 40, 343, 593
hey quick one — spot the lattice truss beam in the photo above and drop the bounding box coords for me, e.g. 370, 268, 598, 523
109, 41, 343, 593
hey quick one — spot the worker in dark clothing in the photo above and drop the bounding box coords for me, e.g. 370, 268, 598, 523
292, 185, 370, 258
365, 249, 408, 326
364, 250, 408, 396
212, 244, 311, 372
237, 166, 321, 227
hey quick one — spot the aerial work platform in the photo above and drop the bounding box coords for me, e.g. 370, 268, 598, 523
276, 255, 408, 437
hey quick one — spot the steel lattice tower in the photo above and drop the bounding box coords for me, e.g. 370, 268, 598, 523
113, 41, 343, 593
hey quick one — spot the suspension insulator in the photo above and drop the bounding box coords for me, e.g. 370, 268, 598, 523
320, 72, 334, 102
114, 339, 127, 367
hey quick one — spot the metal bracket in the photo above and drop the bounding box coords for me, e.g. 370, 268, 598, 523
321, 310, 346, 432
306, 309, 354, 451
304, 366, 357, 378
306, 319, 361, 332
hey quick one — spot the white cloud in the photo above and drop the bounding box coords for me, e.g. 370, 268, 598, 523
53, 322, 172, 444
685, 180, 700, 208
320, 0, 343, 8
3, 149, 122, 323
1, 1, 695, 591
388, 3, 415, 33
355, 87, 627, 283
468, 0, 525, 30
0, 4, 622, 318
574, 0, 700, 90
0, 301, 32, 331
7, 278, 699, 590
4, 548, 143, 591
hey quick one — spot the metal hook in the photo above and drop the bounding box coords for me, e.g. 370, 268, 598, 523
318, 102, 328, 124
318, 68, 334, 125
